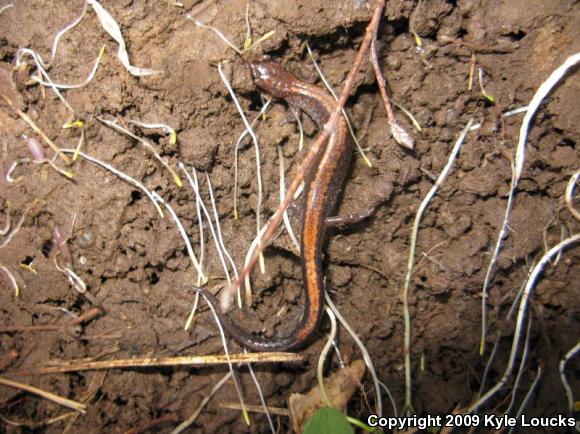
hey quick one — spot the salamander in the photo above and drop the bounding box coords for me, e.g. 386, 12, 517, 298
197, 58, 352, 351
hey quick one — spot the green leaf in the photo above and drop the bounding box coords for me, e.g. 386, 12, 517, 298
304, 408, 354, 434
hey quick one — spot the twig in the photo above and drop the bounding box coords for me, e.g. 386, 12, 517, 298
402, 119, 473, 413
19, 352, 301, 375
370, 33, 414, 150
369, 37, 394, 126
0, 377, 86, 413
306, 42, 374, 165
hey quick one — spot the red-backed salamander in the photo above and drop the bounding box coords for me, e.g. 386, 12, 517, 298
197, 58, 352, 351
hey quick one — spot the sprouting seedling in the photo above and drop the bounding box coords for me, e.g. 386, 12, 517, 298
565, 170, 580, 221
470, 232, 580, 412
28, 45, 106, 90
6, 135, 74, 181
391, 100, 422, 132
12, 1, 98, 115
180, 163, 241, 320
277, 146, 300, 252
0, 264, 19, 297
62, 119, 86, 161
317, 306, 338, 408
187, 6, 275, 55
0, 201, 35, 297
195, 290, 251, 427
0, 91, 71, 166
233, 99, 272, 220
217, 62, 266, 275
409, 0, 424, 53
401, 119, 473, 414
559, 342, 580, 415
151, 191, 207, 286
88, 0, 162, 76
58, 148, 164, 217
478, 67, 496, 103
16, 48, 76, 114
52, 224, 73, 268
0, 4, 14, 15
97, 117, 182, 187
0, 203, 22, 296
0, 203, 11, 236
127, 119, 177, 146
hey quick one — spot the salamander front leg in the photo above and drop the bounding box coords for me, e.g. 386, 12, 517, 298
325, 206, 378, 228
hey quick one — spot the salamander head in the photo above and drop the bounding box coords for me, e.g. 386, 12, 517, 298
247, 56, 294, 99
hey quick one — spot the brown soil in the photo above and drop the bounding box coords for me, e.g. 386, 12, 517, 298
1, 0, 579, 433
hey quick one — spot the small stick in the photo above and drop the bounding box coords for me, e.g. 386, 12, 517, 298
306, 42, 374, 165
370, 35, 414, 150
0, 377, 86, 413
229, 0, 386, 301
22, 352, 302, 375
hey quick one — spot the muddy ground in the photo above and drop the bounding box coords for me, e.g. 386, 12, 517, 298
0, 0, 579, 433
